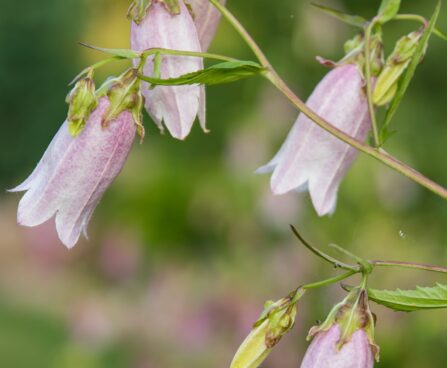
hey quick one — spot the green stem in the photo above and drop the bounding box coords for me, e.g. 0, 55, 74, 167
209, 0, 447, 201
291, 226, 358, 271
393, 14, 428, 26
141, 47, 237, 62
371, 260, 447, 274
364, 21, 380, 147
303, 270, 358, 290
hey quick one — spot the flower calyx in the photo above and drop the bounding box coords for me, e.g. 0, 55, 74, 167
98, 69, 145, 140
308, 287, 379, 361
66, 69, 98, 137
373, 29, 424, 106
128, 0, 181, 24
317, 29, 384, 78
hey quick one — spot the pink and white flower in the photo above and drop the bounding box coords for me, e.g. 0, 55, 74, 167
131, 0, 205, 140
300, 324, 374, 368
257, 64, 371, 216
11, 98, 137, 248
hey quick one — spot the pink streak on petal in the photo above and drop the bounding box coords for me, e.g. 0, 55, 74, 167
131, 1, 204, 140
300, 325, 374, 368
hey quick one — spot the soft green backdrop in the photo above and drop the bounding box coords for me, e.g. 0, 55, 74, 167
1, 0, 447, 366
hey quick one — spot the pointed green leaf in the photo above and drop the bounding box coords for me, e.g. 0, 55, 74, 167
434, 27, 447, 41
377, 0, 401, 24
138, 61, 265, 86
79, 43, 140, 59
311, 3, 367, 28
380, 1, 440, 144
368, 284, 447, 312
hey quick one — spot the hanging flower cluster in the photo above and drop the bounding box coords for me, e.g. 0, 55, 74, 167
10, 0, 447, 366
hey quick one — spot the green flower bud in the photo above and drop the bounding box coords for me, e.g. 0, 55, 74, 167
230, 290, 303, 368
373, 30, 423, 106
66, 72, 98, 137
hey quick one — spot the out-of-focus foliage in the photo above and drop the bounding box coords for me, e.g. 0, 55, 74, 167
1, 0, 447, 367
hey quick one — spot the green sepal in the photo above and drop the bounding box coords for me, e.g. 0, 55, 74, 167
320, 29, 383, 77
367, 283, 447, 312
79, 42, 140, 59
99, 69, 146, 140
379, 1, 441, 145
377, 0, 401, 24
311, 3, 367, 28
160, 0, 181, 14
66, 72, 98, 137
308, 287, 379, 362
139, 61, 265, 86
373, 30, 423, 106
128, 0, 152, 24
128, 0, 180, 24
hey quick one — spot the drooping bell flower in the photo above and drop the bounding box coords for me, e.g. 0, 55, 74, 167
11, 70, 143, 248
130, 0, 205, 140
300, 288, 379, 368
257, 63, 371, 216
188, 0, 226, 51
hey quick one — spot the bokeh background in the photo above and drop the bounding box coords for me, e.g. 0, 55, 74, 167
1, 0, 447, 366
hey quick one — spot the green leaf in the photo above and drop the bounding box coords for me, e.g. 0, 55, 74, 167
379, 1, 440, 144
434, 27, 447, 41
377, 0, 401, 24
311, 3, 367, 28
368, 284, 447, 312
138, 61, 265, 86
79, 43, 140, 59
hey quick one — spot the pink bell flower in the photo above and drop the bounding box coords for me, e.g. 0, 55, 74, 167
257, 64, 371, 216
188, 0, 226, 51
130, 0, 206, 140
300, 324, 374, 368
11, 98, 137, 248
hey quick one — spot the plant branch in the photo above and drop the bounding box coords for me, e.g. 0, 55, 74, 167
290, 226, 359, 271
209, 0, 447, 201
371, 260, 447, 274
303, 270, 358, 290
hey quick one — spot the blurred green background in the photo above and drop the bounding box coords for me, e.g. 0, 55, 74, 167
1, 0, 447, 366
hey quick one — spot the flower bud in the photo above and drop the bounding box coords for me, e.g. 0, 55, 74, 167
257, 64, 371, 216
300, 288, 379, 368
66, 72, 98, 136
231, 290, 302, 368
10, 72, 143, 248
373, 30, 423, 106
130, 0, 205, 140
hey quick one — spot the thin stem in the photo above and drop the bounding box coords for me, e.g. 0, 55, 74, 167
364, 21, 380, 147
371, 260, 447, 274
303, 270, 358, 290
291, 226, 358, 271
210, 1, 447, 200
141, 47, 237, 62
394, 14, 428, 26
